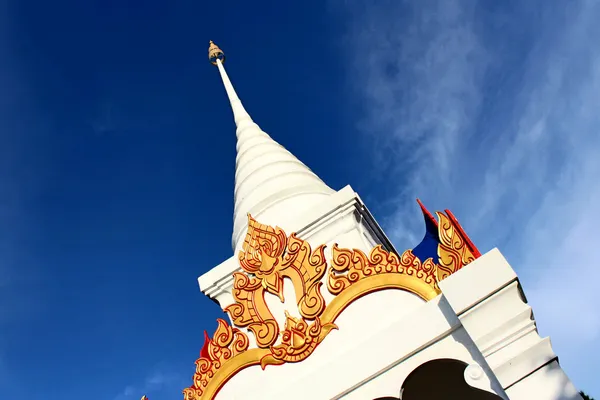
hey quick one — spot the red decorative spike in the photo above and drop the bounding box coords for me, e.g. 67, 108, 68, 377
416, 198, 438, 227
444, 209, 481, 258
200, 330, 211, 359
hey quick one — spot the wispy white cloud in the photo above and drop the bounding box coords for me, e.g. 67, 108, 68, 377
337, 0, 600, 394
337, 0, 489, 245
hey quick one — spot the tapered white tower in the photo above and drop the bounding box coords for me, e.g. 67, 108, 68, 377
186, 42, 583, 400
200, 40, 395, 322
208, 41, 334, 251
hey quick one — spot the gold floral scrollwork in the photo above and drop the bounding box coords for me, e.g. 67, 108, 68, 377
259, 311, 337, 369
436, 211, 477, 281
327, 244, 440, 297
183, 319, 250, 400
225, 215, 328, 348
225, 273, 279, 349
282, 233, 328, 319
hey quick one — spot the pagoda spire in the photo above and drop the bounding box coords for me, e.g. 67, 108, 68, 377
208, 41, 334, 251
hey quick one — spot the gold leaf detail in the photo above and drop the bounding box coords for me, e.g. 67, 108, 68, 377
259, 311, 337, 369
328, 244, 439, 295
183, 319, 250, 400
224, 272, 279, 348
436, 211, 477, 281
225, 215, 327, 348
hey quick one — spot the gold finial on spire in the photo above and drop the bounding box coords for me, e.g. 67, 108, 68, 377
208, 40, 225, 66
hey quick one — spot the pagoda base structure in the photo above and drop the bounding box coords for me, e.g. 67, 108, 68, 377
191, 185, 581, 400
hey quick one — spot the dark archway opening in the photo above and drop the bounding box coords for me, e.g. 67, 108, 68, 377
401, 359, 503, 400
373, 359, 503, 400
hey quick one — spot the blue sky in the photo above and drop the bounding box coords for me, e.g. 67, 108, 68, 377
1, 0, 598, 399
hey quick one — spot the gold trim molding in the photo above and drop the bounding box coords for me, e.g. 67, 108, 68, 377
183, 209, 480, 400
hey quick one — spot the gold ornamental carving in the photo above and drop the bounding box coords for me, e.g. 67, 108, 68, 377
208, 40, 225, 65
259, 311, 337, 369
224, 216, 328, 349
182, 319, 251, 400
183, 207, 481, 400
328, 244, 439, 297
436, 211, 477, 281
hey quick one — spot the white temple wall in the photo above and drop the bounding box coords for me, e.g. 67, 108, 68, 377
439, 249, 582, 400
221, 292, 505, 400
214, 290, 425, 400
339, 327, 504, 400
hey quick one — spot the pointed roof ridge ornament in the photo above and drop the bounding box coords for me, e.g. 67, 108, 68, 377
207, 41, 334, 251
416, 198, 438, 227
208, 40, 225, 65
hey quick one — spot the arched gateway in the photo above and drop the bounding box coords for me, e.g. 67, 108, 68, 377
399, 359, 504, 400
144, 41, 583, 400
373, 359, 505, 400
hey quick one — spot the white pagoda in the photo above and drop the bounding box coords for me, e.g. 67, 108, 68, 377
173, 41, 583, 400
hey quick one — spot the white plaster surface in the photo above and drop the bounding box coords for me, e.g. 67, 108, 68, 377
216, 294, 505, 400
440, 250, 582, 400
